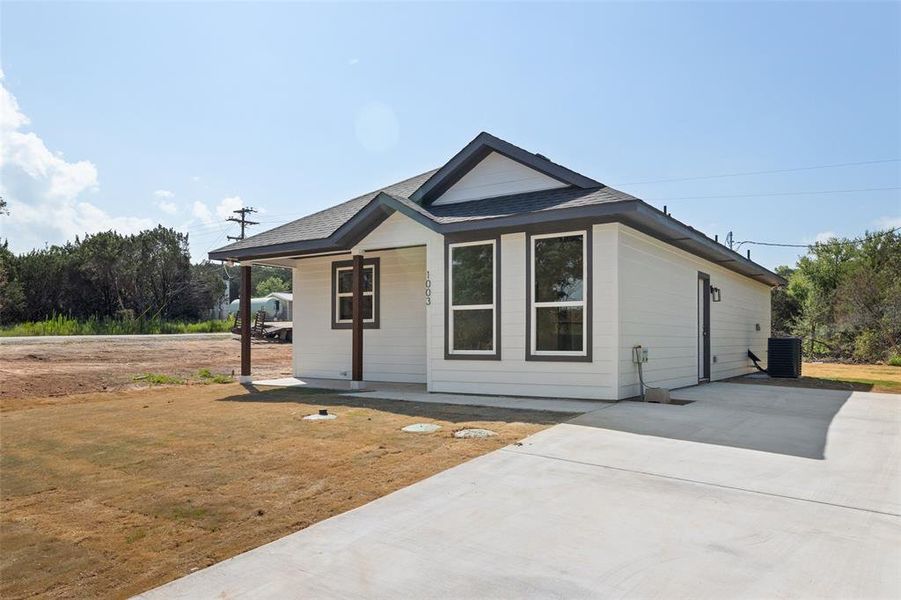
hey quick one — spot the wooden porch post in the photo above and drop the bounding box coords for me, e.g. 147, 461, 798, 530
240, 264, 251, 379
351, 253, 364, 382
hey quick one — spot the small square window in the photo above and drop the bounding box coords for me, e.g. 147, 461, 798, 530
453, 308, 494, 351
331, 258, 379, 329
535, 306, 584, 352
338, 295, 373, 321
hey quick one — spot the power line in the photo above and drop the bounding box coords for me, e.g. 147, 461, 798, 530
648, 186, 900, 202
618, 158, 901, 186
733, 227, 900, 250
226, 207, 258, 241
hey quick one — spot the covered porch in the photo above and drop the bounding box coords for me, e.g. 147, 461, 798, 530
232, 234, 433, 386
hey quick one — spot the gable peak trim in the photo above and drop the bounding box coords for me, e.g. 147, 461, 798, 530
410, 132, 602, 205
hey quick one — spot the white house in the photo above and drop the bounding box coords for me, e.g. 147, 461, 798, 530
211, 133, 784, 400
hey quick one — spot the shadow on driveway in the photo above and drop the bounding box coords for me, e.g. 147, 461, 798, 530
568, 383, 853, 459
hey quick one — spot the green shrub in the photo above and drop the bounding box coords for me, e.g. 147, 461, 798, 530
197, 369, 232, 384
0, 315, 233, 337
133, 373, 186, 385
888, 355, 901, 367
852, 330, 883, 363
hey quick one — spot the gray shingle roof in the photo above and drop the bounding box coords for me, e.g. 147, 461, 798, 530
213, 169, 438, 253
212, 177, 635, 256
208, 133, 784, 286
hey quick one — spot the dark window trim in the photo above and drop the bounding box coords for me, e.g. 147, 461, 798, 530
525, 228, 593, 362
444, 234, 502, 360
331, 257, 380, 330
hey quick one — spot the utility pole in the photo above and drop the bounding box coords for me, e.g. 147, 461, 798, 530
224, 206, 258, 382
227, 207, 259, 241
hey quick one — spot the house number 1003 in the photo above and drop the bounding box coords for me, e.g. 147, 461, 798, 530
425, 271, 432, 305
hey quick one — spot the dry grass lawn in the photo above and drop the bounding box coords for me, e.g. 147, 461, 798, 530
1, 383, 566, 599
802, 362, 901, 393
730, 362, 901, 394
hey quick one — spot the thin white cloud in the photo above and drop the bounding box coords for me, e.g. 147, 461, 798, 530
814, 231, 837, 244
348, 58, 360, 66
874, 215, 901, 230
192, 200, 214, 224
157, 200, 178, 215
216, 195, 243, 220
153, 189, 175, 199
190, 196, 242, 226
0, 72, 151, 251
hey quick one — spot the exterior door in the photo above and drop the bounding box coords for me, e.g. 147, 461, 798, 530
697, 272, 711, 381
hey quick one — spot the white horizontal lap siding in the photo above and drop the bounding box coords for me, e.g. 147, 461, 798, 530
292, 212, 439, 383
428, 225, 619, 400
617, 225, 771, 399
432, 152, 567, 205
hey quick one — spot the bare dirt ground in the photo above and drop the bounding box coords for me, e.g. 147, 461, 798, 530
0, 336, 566, 599
0, 334, 292, 406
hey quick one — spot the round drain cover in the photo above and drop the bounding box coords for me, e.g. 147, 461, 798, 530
402, 423, 442, 433
454, 428, 497, 439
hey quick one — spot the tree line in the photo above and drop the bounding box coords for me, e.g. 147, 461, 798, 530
771, 228, 900, 363
0, 227, 226, 325
0, 225, 295, 326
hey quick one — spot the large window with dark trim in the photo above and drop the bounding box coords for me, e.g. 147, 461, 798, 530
331, 258, 379, 329
529, 231, 588, 358
448, 240, 497, 356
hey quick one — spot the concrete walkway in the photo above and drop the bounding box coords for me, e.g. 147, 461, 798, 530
345, 389, 611, 414
251, 378, 609, 413
138, 383, 901, 599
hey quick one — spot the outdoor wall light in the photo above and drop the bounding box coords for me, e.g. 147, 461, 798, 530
710, 286, 722, 302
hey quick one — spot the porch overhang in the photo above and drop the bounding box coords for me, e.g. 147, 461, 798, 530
208, 192, 433, 263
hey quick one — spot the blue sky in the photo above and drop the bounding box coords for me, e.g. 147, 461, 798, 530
1, 1, 899, 269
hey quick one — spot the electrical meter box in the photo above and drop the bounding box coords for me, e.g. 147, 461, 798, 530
632, 346, 649, 363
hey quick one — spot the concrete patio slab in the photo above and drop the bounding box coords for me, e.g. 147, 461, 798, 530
138, 382, 901, 599
250, 377, 425, 394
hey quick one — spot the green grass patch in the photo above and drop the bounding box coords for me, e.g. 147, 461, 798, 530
197, 369, 233, 384
0, 314, 234, 337
170, 505, 209, 520
125, 529, 146, 544
132, 370, 233, 386
133, 373, 186, 385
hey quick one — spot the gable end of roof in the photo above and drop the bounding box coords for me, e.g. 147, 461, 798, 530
409, 132, 601, 205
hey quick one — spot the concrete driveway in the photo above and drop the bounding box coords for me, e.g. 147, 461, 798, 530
139, 382, 901, 599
